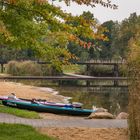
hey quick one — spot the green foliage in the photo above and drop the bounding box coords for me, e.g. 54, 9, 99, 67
6, 60, 62, 76
0, 0, 108, 69
81, 65, 125, 77
59, 0, 118, 9
62, 64, 81, 73
87, 13, 140, 60
67, 11, 107, 61
98, 20, 115, 59
126, 30, 140, 140
67, 11, 139, 61
0, 123, 56, 140
6, 61, 19, 75
89, 65, 114, 76
110, 13, 140, 59
6, 61, 42, 76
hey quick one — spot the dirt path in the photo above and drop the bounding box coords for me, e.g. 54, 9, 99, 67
0, 113, 127, 128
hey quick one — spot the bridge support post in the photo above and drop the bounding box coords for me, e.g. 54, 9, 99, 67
86, 64, 90, 87
1, 63, 4, 73
114, 64, 119, 86
58, 80, 62, 86
86, 64, 90, 75
86, 80, 90, 87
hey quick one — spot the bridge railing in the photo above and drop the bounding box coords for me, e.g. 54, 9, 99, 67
0, 75, 128, 87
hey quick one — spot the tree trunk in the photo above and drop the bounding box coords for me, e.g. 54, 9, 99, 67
129, 82, 140, 140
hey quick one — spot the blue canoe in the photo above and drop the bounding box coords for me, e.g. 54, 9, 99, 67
0, 96, 82, 108
2, 99, 95, 116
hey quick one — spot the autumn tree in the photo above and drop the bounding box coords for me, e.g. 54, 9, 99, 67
118, 13, 140, 140
0, 0, 118, 71
110, 13, 140, 59
61, 0, 118, 9
98, 20, 115, 59
127, 31, 140, 140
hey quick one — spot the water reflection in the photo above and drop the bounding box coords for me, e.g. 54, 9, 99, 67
10, 80, 128, 115
55, 87, 128, 115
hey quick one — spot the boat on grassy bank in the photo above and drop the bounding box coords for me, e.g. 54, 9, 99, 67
0, 96, 82, 108
2, 99, 94, 116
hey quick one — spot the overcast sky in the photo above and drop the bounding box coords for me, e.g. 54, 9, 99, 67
53, 0, 140, 23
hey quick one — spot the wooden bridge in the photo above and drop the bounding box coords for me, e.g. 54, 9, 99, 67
37, 59, 126, 65
72, 60, 125, 65
0, 60, 7, 73
0, 75, 128, 87
37, 59, 126, 85
0, 60, 126, 72
0, 60, 127, 87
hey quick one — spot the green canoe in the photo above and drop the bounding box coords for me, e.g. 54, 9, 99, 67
2, 99, 95, 116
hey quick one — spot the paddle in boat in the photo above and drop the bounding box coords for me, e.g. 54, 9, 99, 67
2, 99, 95, 116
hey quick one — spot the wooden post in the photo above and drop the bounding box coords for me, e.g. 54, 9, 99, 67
86, 64, 90, 87
58, 80, 62, 86
114, 64, 119, 86
86, 64, 90, 75
86, 80, 90, 87
1, 63, 4, 73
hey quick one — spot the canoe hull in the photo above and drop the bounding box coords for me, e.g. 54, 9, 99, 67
2, 100, 93, 116
0, 96, 82, 108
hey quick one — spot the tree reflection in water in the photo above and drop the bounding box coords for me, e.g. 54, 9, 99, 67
56, 87, 128, 115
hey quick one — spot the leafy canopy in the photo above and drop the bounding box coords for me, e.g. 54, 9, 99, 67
0, 0, 117, 68
58, 0, 118, 9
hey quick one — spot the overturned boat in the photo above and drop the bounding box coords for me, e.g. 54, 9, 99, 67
2, 99, 95, 116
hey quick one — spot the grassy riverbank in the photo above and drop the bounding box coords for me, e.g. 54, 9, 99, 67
0, 101, 40, 119
0, 123, 56, 140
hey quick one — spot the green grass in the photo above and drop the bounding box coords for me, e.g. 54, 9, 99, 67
62, 64, 85, 73
0, 101, 40, 119
0, 123, 56, 140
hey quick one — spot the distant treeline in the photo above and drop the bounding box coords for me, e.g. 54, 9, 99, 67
68, 13, 140, 61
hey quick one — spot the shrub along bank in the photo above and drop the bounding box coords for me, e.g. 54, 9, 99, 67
6, 61, 62, 76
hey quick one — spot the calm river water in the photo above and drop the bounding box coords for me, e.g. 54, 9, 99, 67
55, 87, 128, 115
16, 80, 128, 115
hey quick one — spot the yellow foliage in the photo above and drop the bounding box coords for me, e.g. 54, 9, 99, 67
127, 32, 140, 140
